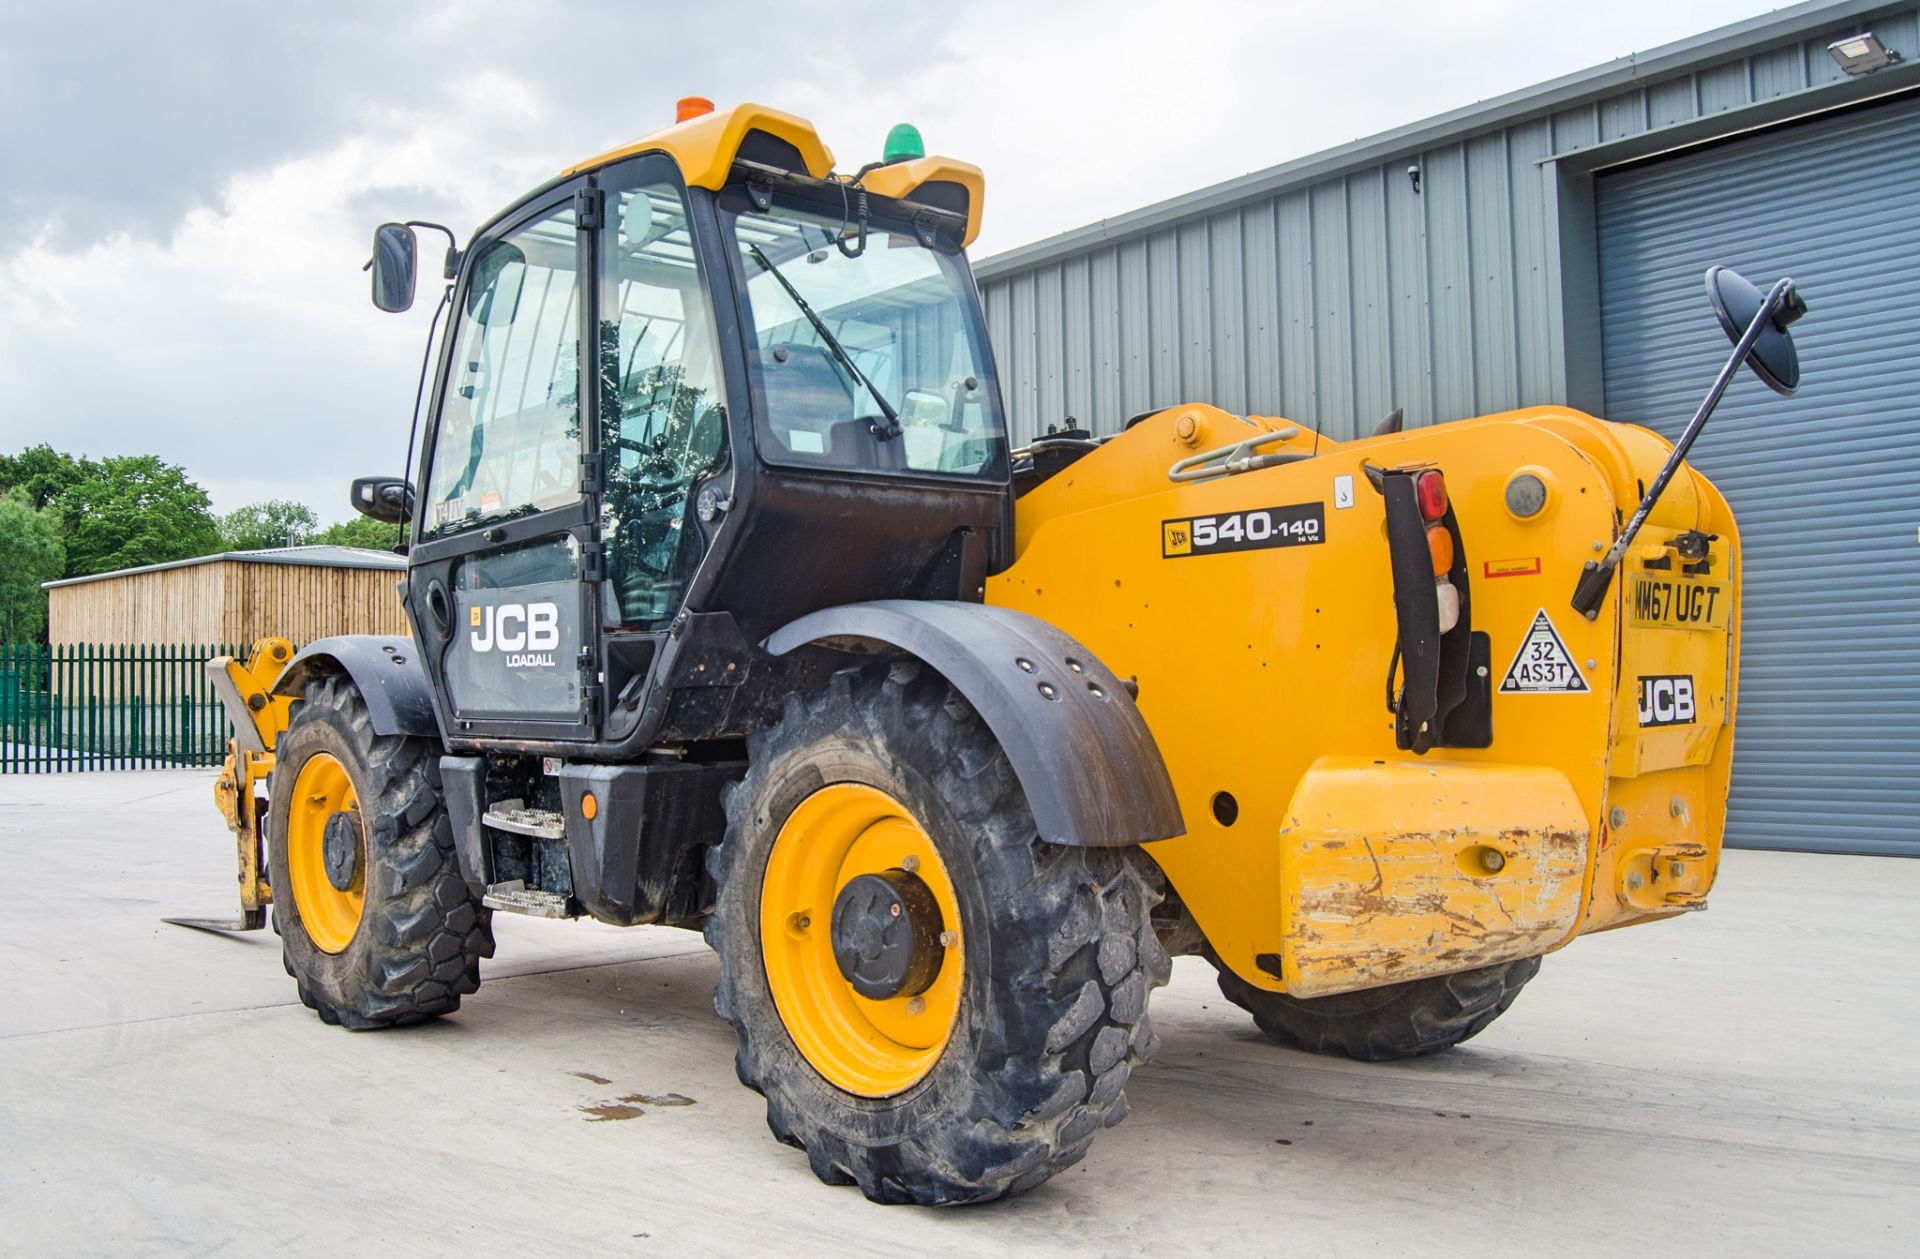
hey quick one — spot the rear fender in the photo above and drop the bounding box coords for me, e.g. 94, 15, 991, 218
765, 600, 1184, 847
271, 635, 439, 740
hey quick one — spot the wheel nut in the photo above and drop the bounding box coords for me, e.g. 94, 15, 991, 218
907, 997, 926, 1015
938, 930, 957, 948
901, 855, 920, 873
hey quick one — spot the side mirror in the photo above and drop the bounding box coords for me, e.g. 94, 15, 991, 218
1706, 264, 1806, 396
899, 389, 951, 429
370, 223, 418, 313
350, 476, 415, 525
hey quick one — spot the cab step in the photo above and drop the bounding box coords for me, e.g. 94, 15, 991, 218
482, 879, 572, 918
483, 801, 566, 839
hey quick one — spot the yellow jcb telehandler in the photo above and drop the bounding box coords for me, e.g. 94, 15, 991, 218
185, 99, 1805, 1204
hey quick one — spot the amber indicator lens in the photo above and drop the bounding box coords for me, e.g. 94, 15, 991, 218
1426, 524, 1455, 574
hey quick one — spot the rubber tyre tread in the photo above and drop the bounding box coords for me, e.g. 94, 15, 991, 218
706, 662, 1171, 1205
269, 673, 494, 1030
1213, 955, 1539, 1062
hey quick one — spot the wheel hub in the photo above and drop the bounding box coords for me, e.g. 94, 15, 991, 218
322, 811, 361, 892
830, 869, 946, 1000
758, 782, 966, 1097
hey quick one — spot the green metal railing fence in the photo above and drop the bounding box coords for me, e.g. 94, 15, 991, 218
0, 643, 241, 773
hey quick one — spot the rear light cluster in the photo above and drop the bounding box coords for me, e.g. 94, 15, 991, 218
1417, 470, 1461, 633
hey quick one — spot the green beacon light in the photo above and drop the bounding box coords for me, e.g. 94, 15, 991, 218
883, 123, 924, 164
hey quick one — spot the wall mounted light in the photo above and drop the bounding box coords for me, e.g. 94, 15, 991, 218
1827, 32, 1900, 76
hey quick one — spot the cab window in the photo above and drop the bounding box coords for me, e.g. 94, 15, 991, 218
599, 177, 729, 627
718, 186, 1006, 481
423, 203, 582, 536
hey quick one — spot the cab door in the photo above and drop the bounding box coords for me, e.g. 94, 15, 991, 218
592, 157, 735, 724
409, 190, 598, 741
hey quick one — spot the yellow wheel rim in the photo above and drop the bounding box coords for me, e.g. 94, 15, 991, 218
285, 751, 365, 955
760, 782, 964, 1097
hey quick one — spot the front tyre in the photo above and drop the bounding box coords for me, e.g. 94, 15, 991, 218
268, 674, 494, 1030
707, 662, 1170, 1205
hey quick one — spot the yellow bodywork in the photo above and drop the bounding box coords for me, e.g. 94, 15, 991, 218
561, 103, 985, 247
989, 405, 1740, 996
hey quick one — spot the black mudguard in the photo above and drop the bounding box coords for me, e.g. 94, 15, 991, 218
272, 635, 439, 740
764, 601, 1184, 848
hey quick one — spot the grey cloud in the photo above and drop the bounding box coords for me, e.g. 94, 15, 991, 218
0, 0, 954, 250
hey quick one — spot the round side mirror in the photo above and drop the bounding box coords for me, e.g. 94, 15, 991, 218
1705, 265, 1804, 396
371, 223, 418, 313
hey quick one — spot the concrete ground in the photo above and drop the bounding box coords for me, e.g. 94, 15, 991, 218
1, 770, 1914, 1258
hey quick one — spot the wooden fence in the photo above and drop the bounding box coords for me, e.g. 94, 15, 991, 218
0, 643, 241, 773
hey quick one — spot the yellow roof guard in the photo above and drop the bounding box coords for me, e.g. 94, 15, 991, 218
562, 101, 984, 248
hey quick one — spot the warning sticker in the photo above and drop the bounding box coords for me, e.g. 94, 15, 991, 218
1499, 609, 1590, 694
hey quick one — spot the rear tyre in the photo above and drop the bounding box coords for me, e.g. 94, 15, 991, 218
268, 673, 494, 1030
1212, 955, 1539, 1062
707, 661, 1170, 1205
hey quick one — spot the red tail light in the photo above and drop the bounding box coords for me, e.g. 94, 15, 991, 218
1415, 470, 1449, 522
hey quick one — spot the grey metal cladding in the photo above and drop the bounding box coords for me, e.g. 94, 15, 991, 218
976, 1, 1920, 446
1597, 92, 1920, 858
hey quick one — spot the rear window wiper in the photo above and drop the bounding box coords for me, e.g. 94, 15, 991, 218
744, 243, 901, 439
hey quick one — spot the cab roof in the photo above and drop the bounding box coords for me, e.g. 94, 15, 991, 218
560, 102, 985, 248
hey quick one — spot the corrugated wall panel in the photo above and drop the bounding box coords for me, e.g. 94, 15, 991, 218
1384, 161, 1432, 429
1309, 181, 1353, 432
1598, 94, 1920, 856
1208, 210, 1248, 415
1424, 143, 1476, 424
1176, 220, 1213, 408
1466, 133, 1519, 414
1347, 171, 1393, 429
1242, 200, 1280, 410
1118, 239, 1151, 420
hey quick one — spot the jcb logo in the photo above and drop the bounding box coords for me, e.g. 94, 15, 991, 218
1637, 675, 1696, 728
469, 601, 561, 665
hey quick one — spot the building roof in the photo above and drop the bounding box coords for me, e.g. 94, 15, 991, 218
975, 0, 1912, 279
43, 544, 405, 590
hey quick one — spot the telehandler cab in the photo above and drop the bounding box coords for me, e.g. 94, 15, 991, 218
189, 99, 1805, 1204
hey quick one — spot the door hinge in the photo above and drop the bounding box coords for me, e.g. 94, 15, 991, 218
575, 187, 604, 231
579, 450, 603, 496
581, 541, 605, 584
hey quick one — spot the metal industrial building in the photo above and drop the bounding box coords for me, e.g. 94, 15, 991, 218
978, 0, 1919, 856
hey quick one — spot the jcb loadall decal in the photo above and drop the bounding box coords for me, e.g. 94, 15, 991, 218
1499, 609, 1590, 694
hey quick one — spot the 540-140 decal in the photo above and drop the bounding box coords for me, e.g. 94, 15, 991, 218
1163, 502, 1325, 558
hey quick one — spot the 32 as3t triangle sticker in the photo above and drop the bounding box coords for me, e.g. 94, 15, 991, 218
1499, 609, 1591, 694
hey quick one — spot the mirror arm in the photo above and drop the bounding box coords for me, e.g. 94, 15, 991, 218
403, 221, 461, 280
1571, 276, 1797, 620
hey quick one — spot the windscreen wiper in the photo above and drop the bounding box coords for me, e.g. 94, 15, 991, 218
744, 243, 901, 439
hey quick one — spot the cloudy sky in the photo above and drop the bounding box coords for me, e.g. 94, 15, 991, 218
0, 0, 1776, 522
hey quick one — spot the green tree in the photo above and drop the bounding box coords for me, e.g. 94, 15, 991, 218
220, 499, 320, 551
0, 444, 88, 511
59, 455, 221, 577
0, 491, 66, 641
313, 516, 402, 551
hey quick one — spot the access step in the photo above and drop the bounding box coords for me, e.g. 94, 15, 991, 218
482, 879, 572, 918
483, 801, 566, 839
